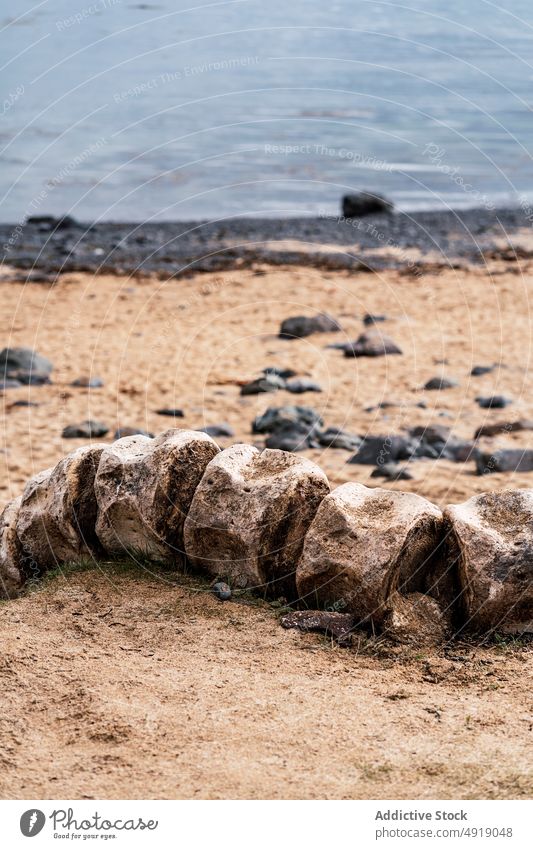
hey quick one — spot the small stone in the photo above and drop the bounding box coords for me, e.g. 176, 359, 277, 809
71, 376, 104, 388
0, 347, 53, 377
424, 377, 459, 390
263, 367, 297, 379
475, 449, 533, 474
6, 371, 51, 385
252, 405, 323, 435
349, 435, 408, 465
317, 427, 361, 452
279, 313, 341, 339
63, 420, 109, 439
363, 313, 387, 326
9, 400, 39, 408
471, 365, 494, 376
280, 610, 354, 646
156, 408, 185, 418
476, 395, 510, 409
342, 192, 393, 218
343, 331, 402, 358
284, 378, 322, 394
197, 423, 235, 438
265, 422, 319, 451
113, 426, 154, 440
212, 581, 232, 601
0, 379, 22, 389
240, 375, 286, 395
371, 462, 413, 481
474, 419, 533, 439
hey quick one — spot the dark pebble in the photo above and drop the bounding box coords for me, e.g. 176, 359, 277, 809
471, 365, 494, 376
240, 375, 285, 395
114, 426, 154, 439
279, 313, 341, 339
212, 582, 232, 601
476, 395, 511, 409
71, 376, 104, 388
370, 462, 413, 481
63, 420, 109, 438
284, 378, 322, 394
342, 192, 393, 218
155, 408, 184, 418
424, 377, 459, 390
198, 423, 235, 437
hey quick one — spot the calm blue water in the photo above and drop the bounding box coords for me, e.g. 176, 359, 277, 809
1, 0, 533, 221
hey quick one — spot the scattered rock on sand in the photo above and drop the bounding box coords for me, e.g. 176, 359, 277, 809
317, 427, 361, 452
63, 420, 109, 439
296, 482, 443, 627
253, 405, 323, 435
71, 376, 104, 388
371, 462, 413, 481
114, 426, 154, 440
16, 445, 106, 574
471, 365, 494, 376
444, 489, 533, 633
212, 581, 232, 601
0, 496, 24, 598
475, 448, 533, 474
1, 379, 23, 389
263, 366, 297, 379
95, 430, 220, 565
265, 422, 319, 451
424, 377, 459, 390
474, 419, 533, 439
381, 592, 449, 646
198, 423, 234, 438
279, 313, 341, 339
240, 374, 286, 395
184, 444, 329, 598
0, 347, 53, 378
280, 610, 354, 646
476, 395, 510, 409
342, 192, 393, 218
349, 435, 408, 465
284, 378, 322, 394
343, 330, 402, 358
156, 408, 184, 418
363, 313, 387, 326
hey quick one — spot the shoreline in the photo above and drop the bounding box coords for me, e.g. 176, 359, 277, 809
1, 205, 532, 279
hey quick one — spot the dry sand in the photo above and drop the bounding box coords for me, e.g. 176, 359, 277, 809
0, 261, 532, 799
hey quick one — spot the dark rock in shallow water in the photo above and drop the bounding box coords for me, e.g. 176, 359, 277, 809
475, 448, 533, 474
343, 331, 402, 358
279, 313, 340, 339
471, 365, 494, 376
370, 462, 413, 481
155, 408, 185, 418
240, 374, 285, 395
363, 313, 387, 326
63, 420, 109, 439
71, 375, 104, 388
26, 214, 78, 230
424, 376, 458, 390
474, 419, 533, 438
476, 395, 511, 409
113, 426, 153, 440
263, 367, 297, 379
280, 610, 354, 646
252, 405, 323, 435
317, 427, 361, 451
284, 378, 322, 394
0, 347, 53, 377
342, 192, 393, 218
212, 581, 232, 601
198, 423, 234, 438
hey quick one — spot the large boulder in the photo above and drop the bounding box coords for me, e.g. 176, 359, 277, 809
184, 444, 330, 598
0, 496, 24, 598
95, 429, 219, 565
16, 445, 106, 574
296, 482, 443, 627
444, 490, 533, 634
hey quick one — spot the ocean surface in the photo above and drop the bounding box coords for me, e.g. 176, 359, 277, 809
1, 0, 533, 222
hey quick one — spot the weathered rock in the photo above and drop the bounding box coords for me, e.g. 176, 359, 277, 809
409, 424, 451, 444
349, 435, 408, 465
263, 367, 297, 379
279, 313, 340, 339
363, 313, 387, 326
344, 330, 402, 358
370, 462, 413, 481
95, 430, 219, 565
381, 593, 450, 646
0, 347, 53, 377
471, 365, 494, 376
280, 610, 354, 646
474, 419, 533, 439
424, 377, 458, 390
296, 482, 443, 626
184, 444, 330, 597
342, 192, 393, 218
113, 426, 154, 440
317, 427, 361, 452
264, 422, 319, 451
197, 423, 234, 438
475, 449, 533, 475
284, 378, 322, 394
240, 374, 286, 395
0, 496, 24, 598
63, 420, 109, 439
212, 581, 232, 601
156, 408, 184, 418
444, 490, 533, 633
252, 405, 323, 436
71, 376, 104, 388
16, 445, 106, 574
476, 395, 511, 409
